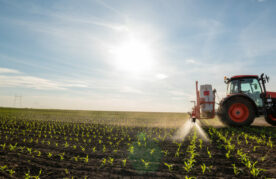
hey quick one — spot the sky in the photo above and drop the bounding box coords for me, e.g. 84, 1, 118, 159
0, 0, 276, 112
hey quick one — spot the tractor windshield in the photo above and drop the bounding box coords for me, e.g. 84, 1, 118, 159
240, 78, 263, 107
227, 78, 263, 107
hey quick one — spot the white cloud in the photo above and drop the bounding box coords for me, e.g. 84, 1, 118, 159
0, 68, 89, 90
185, 59, 200, 65
0, 67, 20, 74
156, 73, 168, 80
0, 75, 66, 90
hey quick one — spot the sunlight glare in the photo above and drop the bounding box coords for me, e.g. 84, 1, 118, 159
110, 36, 154, 75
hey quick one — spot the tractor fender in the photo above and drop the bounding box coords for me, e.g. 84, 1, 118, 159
219, 94, 258, 115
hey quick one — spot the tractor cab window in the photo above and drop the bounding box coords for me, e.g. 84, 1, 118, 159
227, 79, 239, 94
240, 78, 263, 107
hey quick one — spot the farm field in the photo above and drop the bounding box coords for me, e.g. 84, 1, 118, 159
0, 107, 275, 178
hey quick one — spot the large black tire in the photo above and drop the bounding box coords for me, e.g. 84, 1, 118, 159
265, 113, 276, 126
217, 96, 255, 127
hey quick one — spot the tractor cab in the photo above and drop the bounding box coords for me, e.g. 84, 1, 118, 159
219, 74, 276, 126
225, 75, 263, 107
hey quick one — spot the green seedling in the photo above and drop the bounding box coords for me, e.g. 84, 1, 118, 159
232, 164, 241, 176
164, 163, 174, 172
141, 159, 150, 169
64, 142, 69, 148
0, 165, 7, 171
73, 145, 77, 150
162, 150, 168, 156
199, 139, 203, 149
64, 168, 69, 175
59, 153, 65, 160
27, 147, 32, 154
150, 148, 155, 155
101, 158, 106, 166
122, 159, 127, 167
83, 155, 89, 163
201, 163, 206, 174
128, 145, 134, 154
48, 152, 53, 158
8, 169, 15, 176
0, 143, 6, 150
9, 143, 17, 151
225, 150, 231, 159
206, 147, 212, 158
250, 167, 266, 177
108, 157, 114, 165
24, 170, 31, 179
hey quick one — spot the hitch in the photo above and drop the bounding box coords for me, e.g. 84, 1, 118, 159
192, 117, 196, 123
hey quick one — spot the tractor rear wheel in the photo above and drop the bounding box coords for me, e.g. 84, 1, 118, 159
265, 113, 276, 126
218, 97, 255, 126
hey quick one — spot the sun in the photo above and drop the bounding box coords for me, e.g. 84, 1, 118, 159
109, 35, 154, 75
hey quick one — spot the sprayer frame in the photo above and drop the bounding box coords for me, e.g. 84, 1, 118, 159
191, 81, 216, 120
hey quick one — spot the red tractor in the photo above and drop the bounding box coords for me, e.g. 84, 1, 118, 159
190, 73, 276, 126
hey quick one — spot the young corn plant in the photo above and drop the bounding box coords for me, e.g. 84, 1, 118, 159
8, 169, 15, 176
250, 165, 266, 177
64, 142, 69, 148
24, 170, 32, 179
164, 163, 174, 172
64, 168, 69, 175
80, 146, 85, 152
232, 164, 241, 176
9, 143, 17, 151
82, 155, 89, 163
128, 145, 134, 154
59, 153, 65, 160
184, 176, 196, 179
72, 156, 79, 162
121, 159, 127, 167
162, 150, 168, 156
0, 143, 6, 150
101, 158, 106, 167
225, 150, 231, 159
199, 139, 203, 149
47, 152, 53, 158
267, 137, 273, 148
0, 165, 7, 171
201, 163, 206, 174
26, 147, 32, 155
206, 147, 212, 158
108, 157, 114, 165
150, 148, 155, 155
141, 159, 150, 169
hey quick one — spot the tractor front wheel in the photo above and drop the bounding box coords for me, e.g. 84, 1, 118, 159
265, 113, 276, 126
218, 97, 255, 126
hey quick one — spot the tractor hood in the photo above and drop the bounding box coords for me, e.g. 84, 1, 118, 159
266, 91, 276, 98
